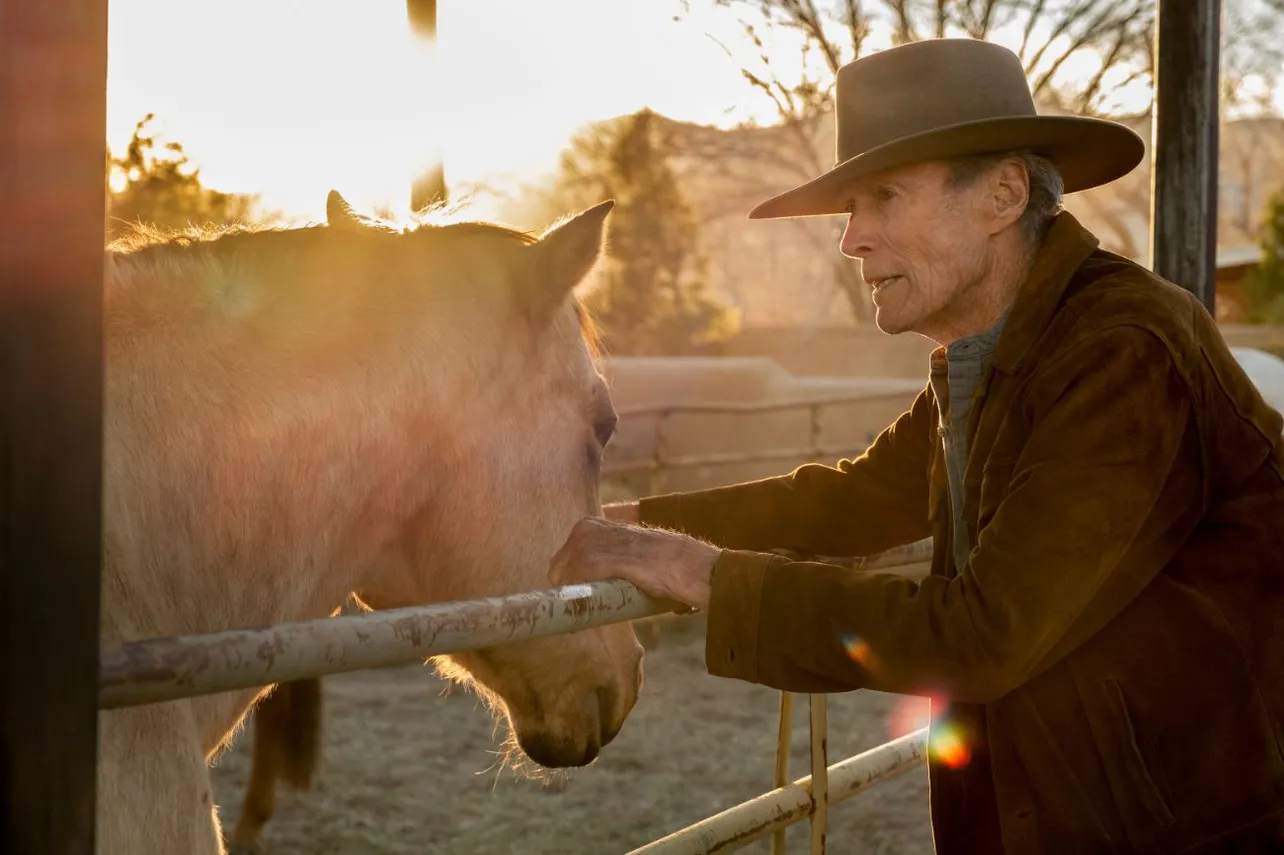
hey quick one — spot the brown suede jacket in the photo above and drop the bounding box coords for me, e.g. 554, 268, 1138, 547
638, 212, 1284, 854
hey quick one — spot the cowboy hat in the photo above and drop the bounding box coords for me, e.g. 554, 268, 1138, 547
748, 38, 1146, 220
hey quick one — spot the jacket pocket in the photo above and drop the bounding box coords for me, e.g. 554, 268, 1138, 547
1102, 678, 1175, 827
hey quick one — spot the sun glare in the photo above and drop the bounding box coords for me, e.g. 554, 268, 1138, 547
108, 1, 451, 221
105, 0, 758, 223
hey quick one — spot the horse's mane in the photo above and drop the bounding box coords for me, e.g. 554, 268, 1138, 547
105, 209, 603, 358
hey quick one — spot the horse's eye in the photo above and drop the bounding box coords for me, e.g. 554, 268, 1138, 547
594, 412, 618, 448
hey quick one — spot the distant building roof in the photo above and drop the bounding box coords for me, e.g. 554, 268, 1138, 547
1218, 244, 1261, 269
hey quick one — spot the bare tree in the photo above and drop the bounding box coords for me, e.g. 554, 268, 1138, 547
1221, 0, 1284, 117
675, 0, 1283, 321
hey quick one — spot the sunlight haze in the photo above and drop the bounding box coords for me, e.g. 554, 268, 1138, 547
107, 0, 764, 221
107, 1, 1280, 223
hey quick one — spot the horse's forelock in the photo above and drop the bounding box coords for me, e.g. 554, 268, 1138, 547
574, 299, 603, 362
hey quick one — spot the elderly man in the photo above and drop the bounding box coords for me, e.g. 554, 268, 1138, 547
551, 38, 1284, 853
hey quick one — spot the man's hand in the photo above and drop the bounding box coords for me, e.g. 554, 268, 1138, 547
549, 517, 718, 612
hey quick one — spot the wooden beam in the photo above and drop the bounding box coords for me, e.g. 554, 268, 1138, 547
406, 0, 437, 38
0, 2, 108, 853
407, 0, 447, 211
1150, 0, 1222, 316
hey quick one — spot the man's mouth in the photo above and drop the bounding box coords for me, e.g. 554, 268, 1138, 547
868, 275, 902, 290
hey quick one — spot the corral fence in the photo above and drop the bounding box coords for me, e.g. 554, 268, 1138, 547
100, 537, 936, 855
604, 390, 915, 498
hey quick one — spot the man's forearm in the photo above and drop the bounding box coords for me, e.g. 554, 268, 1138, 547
634, 463, 929, 559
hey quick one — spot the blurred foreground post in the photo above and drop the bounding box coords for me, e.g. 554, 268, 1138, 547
0, 0, 108, 852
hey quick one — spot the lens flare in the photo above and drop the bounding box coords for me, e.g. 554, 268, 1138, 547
929, 722, 972, 768
841, 633, 881, 673
840, 638, 973, 769
886, 696, 931, 739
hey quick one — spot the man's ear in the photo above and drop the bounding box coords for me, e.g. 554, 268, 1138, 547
990, 159, 1031, 233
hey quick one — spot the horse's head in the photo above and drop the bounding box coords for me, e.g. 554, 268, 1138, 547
324, 192, 643, 769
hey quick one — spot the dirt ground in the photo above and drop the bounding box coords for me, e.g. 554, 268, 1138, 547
210, 619, 934, 855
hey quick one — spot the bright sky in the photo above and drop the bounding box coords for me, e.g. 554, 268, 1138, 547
107, 1, 1282, 223
107, 0, 767, 222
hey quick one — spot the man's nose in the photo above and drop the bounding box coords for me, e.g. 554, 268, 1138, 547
839, 213, 875, 258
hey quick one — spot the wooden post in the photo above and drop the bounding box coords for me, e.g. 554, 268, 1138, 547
407, 0, 447, 211
0, 1, 108, 853
1150, 0, 1221, 316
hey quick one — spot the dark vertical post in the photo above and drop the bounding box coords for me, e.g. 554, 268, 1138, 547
0, 1, 108, 853
1150, 0, 1221, 316
407, 0, 447, 211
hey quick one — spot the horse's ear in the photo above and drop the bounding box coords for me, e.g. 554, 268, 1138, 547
527, 200, 614, 320
326, 190, 397, 234
326, 190, 361, 230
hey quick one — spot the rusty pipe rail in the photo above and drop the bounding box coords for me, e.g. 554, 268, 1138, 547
627, 728, 929, 855
98, 580, 671, 709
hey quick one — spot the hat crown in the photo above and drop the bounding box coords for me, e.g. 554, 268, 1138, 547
835, 39, 1037, 164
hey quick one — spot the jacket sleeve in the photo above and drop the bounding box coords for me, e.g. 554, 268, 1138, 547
636, 385, 936, 559
703, 325, 1204, 702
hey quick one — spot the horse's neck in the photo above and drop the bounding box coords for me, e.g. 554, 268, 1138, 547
104, 355, 438, 647
104, 250, 459, 642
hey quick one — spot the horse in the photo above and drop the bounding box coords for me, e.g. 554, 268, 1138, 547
99, 190, 644, 855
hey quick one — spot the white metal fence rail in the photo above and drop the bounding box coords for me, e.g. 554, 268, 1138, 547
604, 390, 916, 496
98, 392, 934, 854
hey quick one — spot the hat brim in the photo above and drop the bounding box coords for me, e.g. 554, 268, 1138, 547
747, 115, 1145, 220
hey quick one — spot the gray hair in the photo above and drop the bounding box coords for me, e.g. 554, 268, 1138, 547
948, 150, 1064, 245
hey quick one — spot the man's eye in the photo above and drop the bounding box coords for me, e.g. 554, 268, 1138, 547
876, 186, 896, 201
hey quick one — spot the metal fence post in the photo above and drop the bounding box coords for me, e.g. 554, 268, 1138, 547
809, 694, 829, 854
649, 410, 670, 496
771, 691, 796, 855
807, 403, 822, 461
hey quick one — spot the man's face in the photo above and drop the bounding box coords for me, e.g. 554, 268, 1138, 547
838, 160, 996, 339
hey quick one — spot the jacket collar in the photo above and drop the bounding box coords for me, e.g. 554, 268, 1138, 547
991, 211, 1101, 374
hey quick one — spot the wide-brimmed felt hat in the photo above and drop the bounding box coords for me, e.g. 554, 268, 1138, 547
748, 38, 1146, 220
